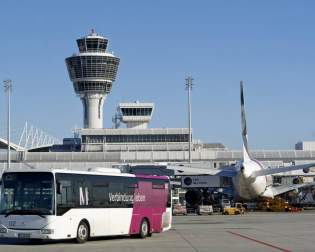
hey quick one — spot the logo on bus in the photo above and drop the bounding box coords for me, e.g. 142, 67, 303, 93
79, 187, 89, 206
109, 193, 146, 203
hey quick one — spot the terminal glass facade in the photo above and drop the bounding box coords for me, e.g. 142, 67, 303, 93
82, 134, 189, 144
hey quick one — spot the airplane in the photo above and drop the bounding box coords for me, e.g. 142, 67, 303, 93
167, 81, 315, 200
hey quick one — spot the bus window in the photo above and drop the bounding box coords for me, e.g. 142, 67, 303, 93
109, 181, 134, 208
109, 182, 124, 208
152, 181, 165, 190
0, 172, 54, 216
92, 184, 109, 207
126, 183, 138, 188
1, 188, 14, 211
56, 180, 75, 215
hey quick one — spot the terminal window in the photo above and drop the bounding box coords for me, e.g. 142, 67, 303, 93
82, 134, 189, 143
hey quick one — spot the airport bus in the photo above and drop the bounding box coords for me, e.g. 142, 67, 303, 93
0, 168, 172, 243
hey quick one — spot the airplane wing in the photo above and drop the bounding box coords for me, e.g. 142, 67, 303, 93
252, 163, 315, 177
166, 164, 238, 177
166, 165, 219, 175
271, 182, 315, 196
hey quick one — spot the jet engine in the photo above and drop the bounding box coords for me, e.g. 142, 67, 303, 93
185, 189, 202, 207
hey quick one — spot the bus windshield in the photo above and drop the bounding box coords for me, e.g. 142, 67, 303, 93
0, 172, 54, 216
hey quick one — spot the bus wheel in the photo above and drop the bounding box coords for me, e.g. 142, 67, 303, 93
76, 221, 89, 243
139, 219, 149, 238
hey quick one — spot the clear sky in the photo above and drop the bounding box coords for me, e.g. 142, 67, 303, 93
0, 0, 315, 150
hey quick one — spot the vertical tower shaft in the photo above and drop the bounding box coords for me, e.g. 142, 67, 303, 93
81, 94, 105, 128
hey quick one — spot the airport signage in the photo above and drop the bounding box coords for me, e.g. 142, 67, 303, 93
181, 175, 220, 188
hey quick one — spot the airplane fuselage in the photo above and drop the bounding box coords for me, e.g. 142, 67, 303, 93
233, 160, 273, 200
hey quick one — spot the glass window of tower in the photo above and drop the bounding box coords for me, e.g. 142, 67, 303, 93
121, 107, 152, 116
98, 39, 107, 51
77, 39, 86, 52
86, 38, 99, 51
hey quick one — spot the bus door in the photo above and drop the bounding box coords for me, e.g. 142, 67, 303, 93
56, 176, 76, 237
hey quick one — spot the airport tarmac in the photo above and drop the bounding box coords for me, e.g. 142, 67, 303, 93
0, 212, 314, 252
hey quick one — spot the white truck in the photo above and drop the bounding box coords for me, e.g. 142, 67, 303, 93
197, 205, 214, 215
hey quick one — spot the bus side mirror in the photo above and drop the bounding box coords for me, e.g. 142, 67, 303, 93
57, 182, 62, 194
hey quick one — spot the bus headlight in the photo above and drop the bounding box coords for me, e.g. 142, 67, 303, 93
0, 228, 7, 233
40, 229, 54, 234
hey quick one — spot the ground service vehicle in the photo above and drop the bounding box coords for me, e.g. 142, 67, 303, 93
235, 203, 245, 214
223, 207, 241, 215
258, 197, 292, 212
223, 203, 245, 215
172, 204, 187, 216
197, 205, 213, 215
220, 199, 231, 211
0, 169, 172, 243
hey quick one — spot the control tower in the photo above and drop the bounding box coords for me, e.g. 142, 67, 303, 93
118, 101, 154, 129
65, 30, 120, 128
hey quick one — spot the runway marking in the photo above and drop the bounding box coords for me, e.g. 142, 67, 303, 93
174, 230, 199, 252
227, 231, 291, 252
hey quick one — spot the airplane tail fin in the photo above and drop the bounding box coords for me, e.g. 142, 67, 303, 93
240, 81, 252, 162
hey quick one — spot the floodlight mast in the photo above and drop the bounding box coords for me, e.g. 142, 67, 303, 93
3, 79, 12, 170
185, 76, 193, 163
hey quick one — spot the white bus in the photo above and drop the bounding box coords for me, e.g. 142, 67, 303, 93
0, 168, 172, 243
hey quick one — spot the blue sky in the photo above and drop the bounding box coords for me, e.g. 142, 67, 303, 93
1, 0, 315, 150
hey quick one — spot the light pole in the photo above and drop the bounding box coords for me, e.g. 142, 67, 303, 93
4, 79, 12, 170
185, 76, 193, 163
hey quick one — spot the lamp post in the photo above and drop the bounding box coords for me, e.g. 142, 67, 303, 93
4, 79, 12, 170
185, 76, 193, 163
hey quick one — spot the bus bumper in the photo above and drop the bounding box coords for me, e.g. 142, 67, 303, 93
0, 227, 56, 240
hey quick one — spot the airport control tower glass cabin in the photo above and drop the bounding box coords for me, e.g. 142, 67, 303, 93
66, 30, 120, 128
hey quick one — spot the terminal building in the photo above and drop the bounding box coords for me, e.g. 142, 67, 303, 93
80, 101, 190, 152
1, 31, 315, 196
